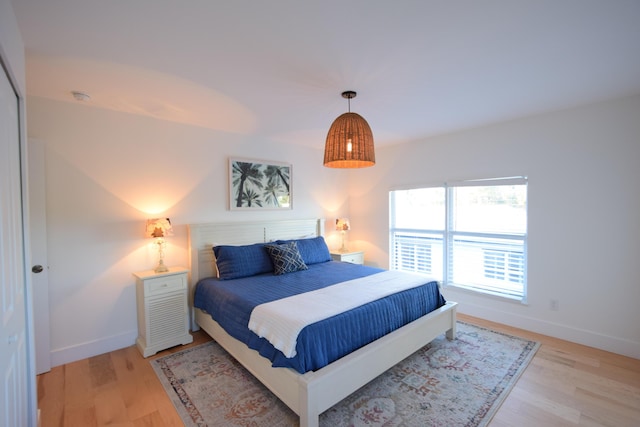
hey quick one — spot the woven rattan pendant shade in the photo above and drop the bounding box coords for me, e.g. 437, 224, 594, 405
323, 91, 375, 168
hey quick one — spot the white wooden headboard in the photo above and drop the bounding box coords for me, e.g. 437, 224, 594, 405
187, 218, 324, 286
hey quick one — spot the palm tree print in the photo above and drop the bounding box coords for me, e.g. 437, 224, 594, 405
232, 161, 264, 207
263, 182, 281, 207
264, 165, 290, 193
231, 160, 291, 208
241, 188, 263, 207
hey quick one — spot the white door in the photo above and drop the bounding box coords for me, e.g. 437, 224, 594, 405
0, 59, 30, 426
28, 139, 51, 374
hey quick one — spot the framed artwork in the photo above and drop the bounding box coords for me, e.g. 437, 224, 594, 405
229, 158, 292, 210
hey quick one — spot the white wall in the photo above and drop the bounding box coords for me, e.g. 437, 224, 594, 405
348, 95, 640, 359
27, 93, 640, 365
26, 97, 351, 366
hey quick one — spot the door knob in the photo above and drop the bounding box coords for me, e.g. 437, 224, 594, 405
32, 265, 44, 273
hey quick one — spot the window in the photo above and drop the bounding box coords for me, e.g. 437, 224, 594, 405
389, 177, 527, 301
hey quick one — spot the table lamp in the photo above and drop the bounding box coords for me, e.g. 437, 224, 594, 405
335, 218, 350, 252
145, 218, 174, 273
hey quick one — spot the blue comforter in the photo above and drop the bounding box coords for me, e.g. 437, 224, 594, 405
194, 261, 446, 373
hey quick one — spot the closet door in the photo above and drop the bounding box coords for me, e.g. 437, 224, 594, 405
0, 62, 29, 426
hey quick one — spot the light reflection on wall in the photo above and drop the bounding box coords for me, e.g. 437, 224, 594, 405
26, 57, 257, 134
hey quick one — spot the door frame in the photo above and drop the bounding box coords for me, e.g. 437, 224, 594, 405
28, 138, 51, 375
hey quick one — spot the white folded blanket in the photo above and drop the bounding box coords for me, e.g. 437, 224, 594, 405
248, 270, 434, 358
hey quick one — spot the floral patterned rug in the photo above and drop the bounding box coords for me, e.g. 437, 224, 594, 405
151, 322, 539, 426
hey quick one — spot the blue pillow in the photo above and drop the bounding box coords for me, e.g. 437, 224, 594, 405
213, 243, 273, 280
265, 242, 308, 275
275, 236, 332, 265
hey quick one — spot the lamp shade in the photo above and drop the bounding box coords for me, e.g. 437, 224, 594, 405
145, 218, 174, 238
336, 218, 350, 231
323, 91, 375, 169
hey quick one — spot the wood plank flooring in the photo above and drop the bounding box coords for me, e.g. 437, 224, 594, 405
37, 314, 640, 426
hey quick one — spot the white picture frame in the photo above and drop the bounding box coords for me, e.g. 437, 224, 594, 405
229, 158, 292, 210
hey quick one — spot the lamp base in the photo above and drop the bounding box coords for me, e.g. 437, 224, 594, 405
154, 237, 169, 273
340, 232, 348, 253
154, 259, 169, 273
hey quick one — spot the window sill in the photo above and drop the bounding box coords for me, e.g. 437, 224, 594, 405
443, 283, 527, 305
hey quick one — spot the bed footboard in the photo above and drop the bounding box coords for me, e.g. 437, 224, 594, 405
196, 301, 457, 427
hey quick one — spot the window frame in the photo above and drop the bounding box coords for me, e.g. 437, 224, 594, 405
389, 177, 528, 303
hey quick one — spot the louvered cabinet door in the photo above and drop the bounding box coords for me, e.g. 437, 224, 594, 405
133, 267, 193, 357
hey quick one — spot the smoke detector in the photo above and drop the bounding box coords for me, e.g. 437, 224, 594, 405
71, 91, 91, 102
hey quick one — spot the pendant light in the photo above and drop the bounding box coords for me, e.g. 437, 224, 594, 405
323, 91, 375, 168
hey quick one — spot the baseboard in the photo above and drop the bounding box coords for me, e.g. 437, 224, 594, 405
50, 329, 138, 367
458, 302, 640, 360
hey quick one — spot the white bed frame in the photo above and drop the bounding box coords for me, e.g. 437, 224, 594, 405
188, 219, 457, 427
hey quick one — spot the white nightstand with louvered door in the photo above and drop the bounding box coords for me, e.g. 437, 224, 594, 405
133, 266, 193, 357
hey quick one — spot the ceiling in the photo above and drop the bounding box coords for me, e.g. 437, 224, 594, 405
10, 0, 640, 148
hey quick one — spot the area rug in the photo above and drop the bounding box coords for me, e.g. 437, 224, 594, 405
151, 322, 539, 426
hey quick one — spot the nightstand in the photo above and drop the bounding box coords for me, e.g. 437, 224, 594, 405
330, 250, 365, 265
133, 266, 193, 357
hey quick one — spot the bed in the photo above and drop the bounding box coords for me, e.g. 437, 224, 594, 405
188, 219, 457, 427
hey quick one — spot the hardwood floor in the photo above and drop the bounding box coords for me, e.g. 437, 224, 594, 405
37, 314, 640, 426
465, 315, 640, 427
